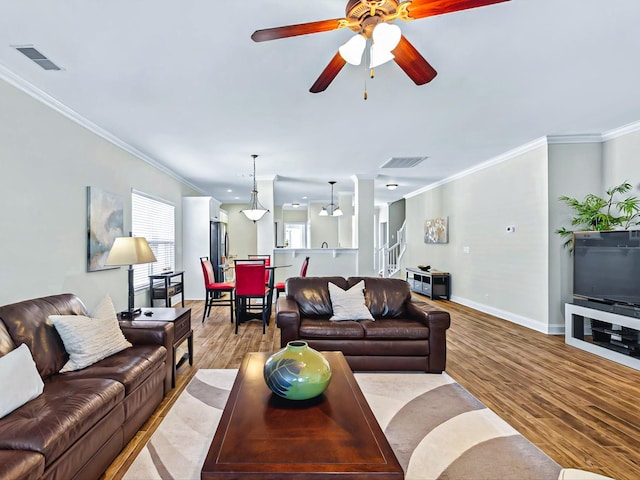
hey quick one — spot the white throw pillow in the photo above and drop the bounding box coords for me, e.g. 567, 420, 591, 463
328, 280, 374, 321
0, 343, 44, 419
49, 295, 132, 372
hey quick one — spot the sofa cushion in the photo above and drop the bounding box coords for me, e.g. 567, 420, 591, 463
348, 277, 411, 318
0, 344, 44, 419
287, 277, 349, 317
49, 295, 132, 372
0, 376, 124, 465
360, 319, 430, 339
0, 322, 14, 357
328, 280, 374, 321
0, 450, 45, 480
60, 344, 166, 395
299, 318, 365, 339
0, 294, 88, 379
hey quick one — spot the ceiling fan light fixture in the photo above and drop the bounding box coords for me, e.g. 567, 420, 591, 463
240, 154, 270, 223
372, 23, 401, 51
370, 44, 395, 68
339, 34, 366, 65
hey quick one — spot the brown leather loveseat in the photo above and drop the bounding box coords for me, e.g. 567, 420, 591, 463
0, 294, 173, 480
276, 276, 451, 372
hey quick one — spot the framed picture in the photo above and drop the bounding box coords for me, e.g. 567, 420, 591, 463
424, 217, 448, 244
87, 186, 124, 271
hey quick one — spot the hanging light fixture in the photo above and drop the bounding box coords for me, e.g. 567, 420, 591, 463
240, 154, 269, 223
319, 181, 343, 217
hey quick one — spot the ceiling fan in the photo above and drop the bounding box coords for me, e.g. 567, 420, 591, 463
251, 0, 509, 94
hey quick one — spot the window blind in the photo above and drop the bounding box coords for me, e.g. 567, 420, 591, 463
131, 191, 175, 289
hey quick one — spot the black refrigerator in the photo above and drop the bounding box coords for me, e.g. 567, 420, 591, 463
210, 221, 228, 283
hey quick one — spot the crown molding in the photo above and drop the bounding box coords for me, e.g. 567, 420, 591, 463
0, 63, 205, 194
546, 134, 603, 144
405, 137, 548, 199
601, 120, 640, 141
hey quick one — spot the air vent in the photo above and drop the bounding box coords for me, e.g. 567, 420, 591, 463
13, 46, 62, 71
380, 156, 427, 169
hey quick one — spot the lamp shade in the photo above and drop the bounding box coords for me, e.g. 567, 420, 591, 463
105, 237, 157, 266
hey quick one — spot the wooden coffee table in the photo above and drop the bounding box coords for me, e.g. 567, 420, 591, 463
201, 351, 403, 479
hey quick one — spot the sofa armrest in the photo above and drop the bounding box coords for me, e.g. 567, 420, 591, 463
406, 300, 451, 373
276, 297, 301, 347
119, 320, 174, 393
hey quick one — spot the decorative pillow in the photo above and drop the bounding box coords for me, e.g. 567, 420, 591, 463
328, 280, 374, 321
0, 343, 44, 419
49, 295, 132, 372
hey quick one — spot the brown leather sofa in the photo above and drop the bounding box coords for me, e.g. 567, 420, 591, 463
0, 294, 173, 480
276, 276, 451, 372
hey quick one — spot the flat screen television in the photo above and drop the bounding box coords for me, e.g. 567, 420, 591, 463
573, 230, 640, 308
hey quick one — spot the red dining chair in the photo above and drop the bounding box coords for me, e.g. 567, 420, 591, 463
248, 254, 271, 284
200, 257, 235, 324
234, 258, 270, 334
275, 256, 309, 299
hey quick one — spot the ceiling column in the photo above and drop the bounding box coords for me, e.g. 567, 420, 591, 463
352, 174, 376, 276
256, 175, 275, 256
338, 192, 353, 248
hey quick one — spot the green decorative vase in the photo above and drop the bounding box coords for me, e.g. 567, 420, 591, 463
263, 341, 332, 400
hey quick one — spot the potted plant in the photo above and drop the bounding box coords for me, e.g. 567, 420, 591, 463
556, 181, 640, 251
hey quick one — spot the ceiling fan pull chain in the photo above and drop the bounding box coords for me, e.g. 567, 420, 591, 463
363, 55, 368, 100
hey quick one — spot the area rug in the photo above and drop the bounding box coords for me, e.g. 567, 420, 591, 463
124, 369, 562, 480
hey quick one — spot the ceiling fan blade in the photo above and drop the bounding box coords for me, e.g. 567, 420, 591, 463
405, 0, 509, 21
251, 18, 347, 42
392, 35, 438, 85
309, 52, 347, 93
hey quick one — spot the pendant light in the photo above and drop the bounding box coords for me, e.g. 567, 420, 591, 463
240, 154, 269, 222
319, 181, 343, 217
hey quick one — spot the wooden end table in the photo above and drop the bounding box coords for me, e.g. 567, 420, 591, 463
120, 307, 192, 388
201, 351, 403, 479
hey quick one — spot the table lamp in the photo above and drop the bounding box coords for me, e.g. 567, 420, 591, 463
105, 236, 157, 318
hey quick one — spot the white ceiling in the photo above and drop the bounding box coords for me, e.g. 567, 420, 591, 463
2, 0, 639, 208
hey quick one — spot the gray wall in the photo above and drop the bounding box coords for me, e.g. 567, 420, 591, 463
388, 198, 406, 245
0, 78, 199, 310
406, 143, 551, 332
405, 128, 640, 334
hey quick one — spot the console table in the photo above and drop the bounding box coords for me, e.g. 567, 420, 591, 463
406, 267, 451, 300
149, 271, 184, 307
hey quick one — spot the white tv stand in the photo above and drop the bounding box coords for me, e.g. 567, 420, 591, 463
565, 303, 640, 371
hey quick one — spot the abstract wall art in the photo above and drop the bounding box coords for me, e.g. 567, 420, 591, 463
87, 186, 124, 271
424, 217, 448, 244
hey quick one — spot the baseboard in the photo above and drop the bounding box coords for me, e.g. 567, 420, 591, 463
449, 295, 565, 335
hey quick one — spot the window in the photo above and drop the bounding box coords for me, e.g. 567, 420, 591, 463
284, 223, 307, 248
131, 191, 175, 289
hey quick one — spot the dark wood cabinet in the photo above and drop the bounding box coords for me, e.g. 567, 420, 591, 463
406, 267, 450, 300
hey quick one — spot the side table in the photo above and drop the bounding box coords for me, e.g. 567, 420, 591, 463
149, 271, 185, 307
120, 307, 193, 388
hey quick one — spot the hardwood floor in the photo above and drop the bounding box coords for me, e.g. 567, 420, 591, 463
104, 296, 640, 479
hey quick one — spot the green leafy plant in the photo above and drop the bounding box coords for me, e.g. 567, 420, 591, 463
556, 181, 640, 250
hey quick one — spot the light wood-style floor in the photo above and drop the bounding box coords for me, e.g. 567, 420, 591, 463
104, 296, 640, 480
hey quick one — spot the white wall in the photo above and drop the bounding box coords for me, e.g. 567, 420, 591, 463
221, 204, 258, 261
0, 78, 199, 310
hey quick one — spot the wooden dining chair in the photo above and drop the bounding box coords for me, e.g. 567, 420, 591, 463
274, 256, 309, 299
234, 258, 270, 334
200, 257, 235, 324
